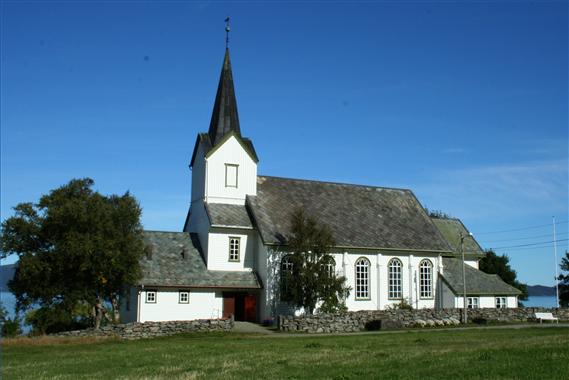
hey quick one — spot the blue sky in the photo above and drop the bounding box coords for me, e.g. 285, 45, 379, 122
1, 1, 567, 286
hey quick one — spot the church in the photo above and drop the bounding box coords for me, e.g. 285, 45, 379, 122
121, 48, 521, 324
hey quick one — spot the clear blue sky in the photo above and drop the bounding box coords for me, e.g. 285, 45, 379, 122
1, 1, 567, 286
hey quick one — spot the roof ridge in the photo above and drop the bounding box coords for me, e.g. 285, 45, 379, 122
257, 174, 412, 192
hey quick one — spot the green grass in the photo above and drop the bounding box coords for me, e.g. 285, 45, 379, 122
3, 327, 569, 379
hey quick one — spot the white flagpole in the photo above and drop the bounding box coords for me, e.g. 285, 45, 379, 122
553, 216, 560, 308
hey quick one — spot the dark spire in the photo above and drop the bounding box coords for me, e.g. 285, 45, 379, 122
207, 48, 241, 145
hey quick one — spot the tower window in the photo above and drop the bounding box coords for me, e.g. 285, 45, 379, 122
229, 237, 240, 262
225, 164, 239, 188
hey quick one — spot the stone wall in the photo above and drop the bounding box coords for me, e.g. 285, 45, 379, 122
55, 318, 233, 340
278, 308, 569, 333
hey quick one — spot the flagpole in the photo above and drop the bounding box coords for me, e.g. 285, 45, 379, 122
553, 216, 560, 308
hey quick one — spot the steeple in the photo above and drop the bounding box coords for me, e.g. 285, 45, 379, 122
207, 48, 241, 146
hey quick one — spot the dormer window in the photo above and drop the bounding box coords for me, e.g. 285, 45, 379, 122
225, 164, 239, 188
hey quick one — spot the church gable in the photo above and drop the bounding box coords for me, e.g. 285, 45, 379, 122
204, 133, 257, 204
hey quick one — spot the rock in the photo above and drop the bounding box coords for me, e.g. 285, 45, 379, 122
415, 319, 427, 327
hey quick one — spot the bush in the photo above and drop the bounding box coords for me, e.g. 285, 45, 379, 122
26, 306, 89, 335
1, 316, 22, 337
387, 299, 413, 310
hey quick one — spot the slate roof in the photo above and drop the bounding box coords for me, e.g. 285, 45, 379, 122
189, 48, 258, 167
246, 176, 453, 252
441, 258, 521, 295
140, 231, 261, 289
206, 203, 253, 229
208, 48, 241, 145
431, 218, 485, 256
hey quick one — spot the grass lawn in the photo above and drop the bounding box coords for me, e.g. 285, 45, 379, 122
2, 327, 569, 379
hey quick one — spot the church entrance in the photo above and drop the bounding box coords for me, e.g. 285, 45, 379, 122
222, 292, 257, 322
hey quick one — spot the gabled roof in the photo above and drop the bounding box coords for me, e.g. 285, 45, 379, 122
189, 132, 259, 168
441, 257, 521, 295
206, 203, 253, 229
189, 48, 258, 168
246, 176, 453, 252
208, 48, 241, 146
140, 231, 261, 289
430, 217, 485, 257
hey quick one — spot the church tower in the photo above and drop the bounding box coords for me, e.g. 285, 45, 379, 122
183, 47, 258, 262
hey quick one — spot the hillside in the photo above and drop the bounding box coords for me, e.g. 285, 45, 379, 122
527, 285, 556, 296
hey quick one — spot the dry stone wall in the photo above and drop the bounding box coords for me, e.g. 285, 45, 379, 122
278, 308, 569, 333
55, 319, 233, 340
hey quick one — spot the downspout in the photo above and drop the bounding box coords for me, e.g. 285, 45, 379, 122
438, 255, 444, 309
137, 285, 143, 323
408, 255, 414, 308
376, 255, 382, 310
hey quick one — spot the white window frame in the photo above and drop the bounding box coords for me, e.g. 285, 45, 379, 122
228, 237, 240, 262
322, 256, 335, 277
280, 255, 294, 301
146, 290, 157, 303
355, 257, 370, 300
225, 163, 239, 188
179, 291, 190, 304
419, 259, 433, 299
467, 297, 479, 309
495, 296, 507, 309
388, 258, 403, 300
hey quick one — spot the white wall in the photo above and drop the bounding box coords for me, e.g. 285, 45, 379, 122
138, 289, 223, 322
265, 249, 443, 317
465, 260, 479, 269
454, 295, 518, 308
186, 201, 210, 260
205, 135, 257, 205
191, 143, 206, 203
206, 228, 256, 271
340, 252, 441, 311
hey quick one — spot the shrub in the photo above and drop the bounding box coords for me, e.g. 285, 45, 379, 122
1, 316, 22, 337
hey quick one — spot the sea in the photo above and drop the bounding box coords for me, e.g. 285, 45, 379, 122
524, 295, 558, 308
1, 290, 18, 318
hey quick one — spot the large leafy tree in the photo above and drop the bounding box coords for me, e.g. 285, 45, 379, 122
281, 209, 350, 314
558, 251, 569, 307
1, 178, 145, 332
479, 250, 528, 301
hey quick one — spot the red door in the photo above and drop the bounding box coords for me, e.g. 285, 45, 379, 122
244, 295, 257, 322
223, 295, 235, 319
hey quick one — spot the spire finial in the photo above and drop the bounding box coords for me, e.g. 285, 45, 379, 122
224, 17, 230, 49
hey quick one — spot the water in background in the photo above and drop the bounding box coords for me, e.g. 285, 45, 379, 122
0, 290, 17, 318
524, 295, 558, 308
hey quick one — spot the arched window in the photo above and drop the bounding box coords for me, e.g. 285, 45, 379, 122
322, 256, 336, 278
388, 259, 402, 299
355, 257, 370, 300
419, 260, 433, 299
280, 255, 294, 301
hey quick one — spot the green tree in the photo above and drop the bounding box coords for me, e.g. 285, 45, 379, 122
479, 250, 528, 301
1, 178, 145, 332
558, 251, 569, 307
0, 302, 22, 337
281, 209, 350, 314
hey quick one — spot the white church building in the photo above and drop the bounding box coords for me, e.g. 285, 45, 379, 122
121, 48, 521, 324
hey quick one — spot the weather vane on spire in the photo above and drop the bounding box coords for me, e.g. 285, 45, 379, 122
225, 17, 231, 49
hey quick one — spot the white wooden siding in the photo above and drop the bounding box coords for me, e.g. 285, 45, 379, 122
205, 136, 257, 204
138, 289, 223, 322
206, 228, 256, 271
